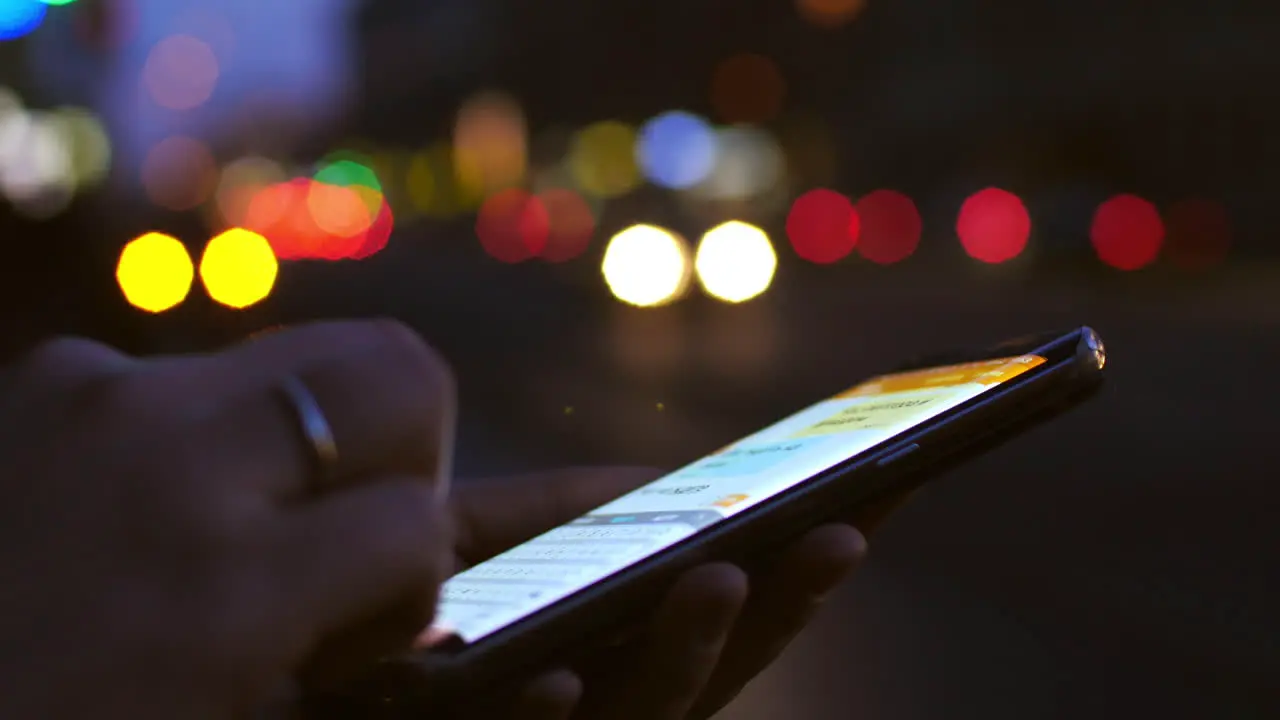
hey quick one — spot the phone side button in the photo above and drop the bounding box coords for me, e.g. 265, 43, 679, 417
875, 443, 920, 467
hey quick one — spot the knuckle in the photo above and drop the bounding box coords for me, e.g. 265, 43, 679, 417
372, 320, 455, 400
8, 336, 126, 394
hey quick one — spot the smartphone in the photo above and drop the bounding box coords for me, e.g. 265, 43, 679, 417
316, 327, 1107, 715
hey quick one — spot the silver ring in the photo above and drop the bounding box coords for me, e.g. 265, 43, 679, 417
278, 375, 339, 485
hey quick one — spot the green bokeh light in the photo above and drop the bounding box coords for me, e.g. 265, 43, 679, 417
313, 154, 382, 193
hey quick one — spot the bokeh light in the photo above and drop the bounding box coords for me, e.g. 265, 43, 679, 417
855, 189, 921, 265
199, 228, 278, 309
314, 155, 383, 193
476, 188, 549, 263
244, 179, 329, 260
406, 143, 477, 217
216, 156, 287, 227
0, 0, 47, 42
636, 111, 718, 190
695, 221, 778, 303
956, 188, 1030, 264
454, 91, 528, 196
695, 126, 785, 201
710, 54, 786, 124
350, 201, 394, 260
48, 107, 112, 189
786, 188, 857, 264
537, 188, 595, 263
142, 34, 220, 111
796, 0, 867, 28
602, 224, 690, 307
307, 183, 375, 240
0, 111, 75, 218
569, 121, 640, 198
1090, 194, 1163, 271
141, 136, 218, 211
1164, 197, 1230, 270
116, 232, 194, 313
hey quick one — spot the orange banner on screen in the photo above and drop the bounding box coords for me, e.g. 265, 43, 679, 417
837, 355, 1045, 398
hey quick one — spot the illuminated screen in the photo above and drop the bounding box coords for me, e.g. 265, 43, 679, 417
426, 354, 1046, 645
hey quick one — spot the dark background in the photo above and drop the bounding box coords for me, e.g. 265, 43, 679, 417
4, 0, 1280, 716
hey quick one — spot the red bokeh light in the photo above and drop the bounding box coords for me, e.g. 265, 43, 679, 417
538, 188, 595, 263
956, 188, 1030, 264
855, 189, 921, 265
244, 179, 386, 261
1090, 194, 1164, 271
1164, 198, 1230, 270
350, 201, 395, 260
477, 189, 550, 263
786, 188, 858, 264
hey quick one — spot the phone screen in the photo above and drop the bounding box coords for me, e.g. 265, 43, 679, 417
426, 354, 1046, 646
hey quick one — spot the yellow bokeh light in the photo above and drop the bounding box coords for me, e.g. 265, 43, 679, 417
569, 121, 640, 198
116, 233, 194, 313
199, 228, 279, 309
602, 224, 690, 308
695, 221, 778, 303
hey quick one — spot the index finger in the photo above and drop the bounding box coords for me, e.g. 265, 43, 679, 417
451, 467, 663, 563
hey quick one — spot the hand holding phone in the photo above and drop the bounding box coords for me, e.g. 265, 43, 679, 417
314, 327, 1106, 717
356, 468, 869, 720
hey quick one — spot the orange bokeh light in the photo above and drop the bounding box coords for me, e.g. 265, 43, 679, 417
796, 0, 867, 28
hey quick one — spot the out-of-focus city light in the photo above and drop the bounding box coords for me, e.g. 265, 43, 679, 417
602, 224, 690, 307
242, 176, 389, 262
0, 110, 75, 218
787, 188, 858, 264
406, 143, 476, 217
796, 0, 867, 28
141, 136, 218, 211
314, 155, 383, 193
0, 0, 47, 42
1164, 198, 1231, 270
956, 187, 1030, 264
245, 179, 328, 260
694, 126, 785, 201
307, 182, 375, 240
476, 188, 549, 263
351, 201, 394, 260
695, 221, 778, 303
116, 232, 194, 313
1090, 194, 1163, 271
199, 229, 278, 309
855, 189, 921, 264
710, 54, 786, 124
48, 107, 111, 189
569, 121, 640, 198
143, 34, 220, 111
454, 91, 528, 196
216, 156, 287, 227
636, 111, 718, 190
537, 188, 595, 263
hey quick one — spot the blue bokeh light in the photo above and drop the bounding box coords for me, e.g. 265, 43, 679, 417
0, 0, 47, 42
636, 110, 718, 190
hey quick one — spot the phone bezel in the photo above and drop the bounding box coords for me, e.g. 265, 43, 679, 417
323, 327, 1106, 714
